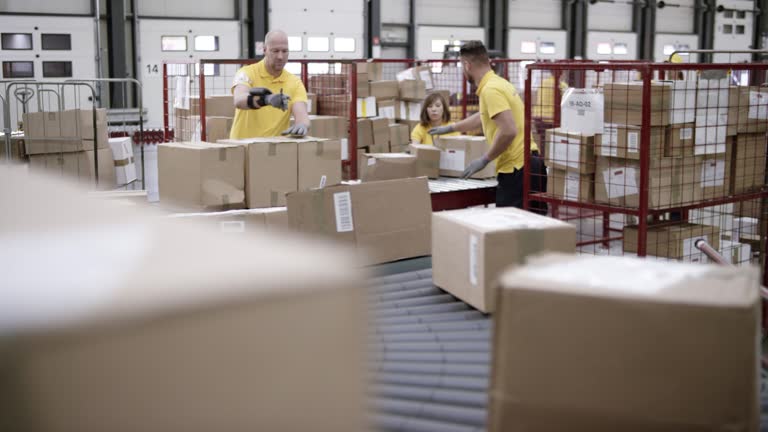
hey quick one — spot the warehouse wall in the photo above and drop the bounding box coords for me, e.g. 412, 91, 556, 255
382, 0, 410, 23
508, 0, 562, 29
416, 0, 481, 26
0, 0, 90, 14
138, 0, 235, 19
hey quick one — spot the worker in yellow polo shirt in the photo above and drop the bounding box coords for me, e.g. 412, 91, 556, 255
429, 41, 547, 213
230, 30, 309, 139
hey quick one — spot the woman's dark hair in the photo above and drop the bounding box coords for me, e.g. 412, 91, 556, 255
420, 92, 451, 127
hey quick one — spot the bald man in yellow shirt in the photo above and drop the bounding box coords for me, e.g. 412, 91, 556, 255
230, 30, 310, 139
429, 41, 547, 213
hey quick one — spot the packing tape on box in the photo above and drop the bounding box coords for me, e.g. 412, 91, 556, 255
269, 143, 277, 156
113, 157, 134, 167
360, 100, 369, 117
219, 148, 227, 161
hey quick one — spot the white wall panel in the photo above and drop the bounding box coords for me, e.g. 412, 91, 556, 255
654, 33, 699, 62
713, 0, 754, 63
656, 0, 695, 33
508, 0, 562, 29
508, 29, 567, 59
587, 3, 633, 32
382, 0, 410, 24
416, 25, 484, 59
416, 0, 480, 26
586, 31, 638, 60
0, 0, 90, 14
139, 0, 235, 19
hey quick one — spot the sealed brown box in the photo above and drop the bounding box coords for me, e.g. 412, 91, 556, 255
306, 93, 318, 114
370, 117, 390, 148
370, 81, 399, 100
595, 156, 695, 209
369, 142, 389, 154
408, 143, 441, 178
170, 207, 289, 233
356, 79, 370, 98
694, 151, 732, 201
360, 153, 418, 181
24, 109, 108, 154
596, 124, 664, 160
205, 116, 234, 143
298, 138, 342, 190
397, 119, 421, 132
399, 80, 427, 100
317, 94, 350, 117
29, 148, 116, 190
389, 123, 411, 152
357, 62, 383, 81
432, 207, 576, 313
204, 94, 235, 117
377, 99, 397, 120
0, 168, 366, 432
309, 74, 348, 95
736, 86, 768, 134
218, 138, 296, 208
286, 177, 432, 266
356, 118, 374, 148
396, 65, 434, 90
544, 128, 596, 174
732, 133, 767, 194
603, 80, 696, 126
623, 223, 721, 260
489, 253, 760, 432
159, 141, 245, 211
308, 115, 348, 140
435, 135, 496, 179
546, 169, 594, 202
173, 114, 200, 142
665, 123, 695, 156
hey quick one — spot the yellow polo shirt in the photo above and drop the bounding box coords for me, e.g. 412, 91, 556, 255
477, 70, 538, 173
410, 122, 459, 145
229, 60, 308, 139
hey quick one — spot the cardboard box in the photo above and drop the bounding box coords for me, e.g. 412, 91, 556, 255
308, 74, 348, 95
595, 156, 695, 209
205, 116, 234, 143
489, 253, 760, 432
596, 124, 664, 160
317, 94, 350, 117
695, 152, 732, 201
159, 141, 246, 211
690, 204, 734, 239
173, 114, 200, 142
396, 65, 434, 90
204, 94, 235, 117
0, 167, 366, 432
360, 153, 418, 182
399, 80, 427, 100
109, 136, 137, 186
370, 81, 399, 100
560, 88, 604, 135
603, 80, 696, 126
389, 123, 411, 152
29, 148, 116, 190
370, 117, 390, 148
356, 118, 374, 148
308, 115, 348, 140
218, 138, 297, 208
358, 62, 383, 81
357, 79, 370, 98
297, 138, 342, 191
545, 128, 596, 174
732, 133, 766, 194
286, 177, 432, 266
736, 86, 768, 134
24, 109, 108, 154
357, 96, 377, 118
398, 100, 422, 122
408, 144, 441, 179
665, 123, 695, 157
306, 93, 317, 114
720, 239, 752, 265
435, 135, 496, 179
694, 107, 728, 154
377, 99, 397, 120
397, 119, 421, 132
169, 207, 289, 234
624, 223, 721, 261
0, 133, 26, 160
547, 169, 593, 202
432, 207, 576, 313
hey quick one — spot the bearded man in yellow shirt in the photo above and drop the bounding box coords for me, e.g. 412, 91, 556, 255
230, 30, 310, 139
429, 41, 547, 213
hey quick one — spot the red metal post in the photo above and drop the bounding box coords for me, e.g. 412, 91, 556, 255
199, 61, 207, 141
162, 63, 169, 142
301, 62, 309, 89
602, 212, 611, 248
523, 66, 532, 211
637, 64, 652, 257
553, 69, 562, 128
349, 62, 358, 180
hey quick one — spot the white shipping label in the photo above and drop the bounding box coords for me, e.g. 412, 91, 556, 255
333, 191, 354, 233
601, 125, 618, 157
396, 69, 416, 81
548, 136, 582, 169
469, 234, 479, 286
399, 101, 408, 118
603, 167, 638, 199
379, 106, 395, 119
683, 235, 709, 263
408, 102, 422, 121
680, 127, 693, 140
627, 132, 639, 154
307, 99, 313, 113
701, 159, 725, 188
564, 173, 581, 201
341, 138, 349, 161
749, 91, 768, 119
367, 158, 377, 166
220, 221, 245, 233
440, 149, 466, 171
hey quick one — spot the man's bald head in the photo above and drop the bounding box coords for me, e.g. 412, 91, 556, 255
265, 30, 288, 48
264, 30, 289, 77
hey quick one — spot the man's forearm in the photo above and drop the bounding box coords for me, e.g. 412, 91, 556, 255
452, 113, 481, 133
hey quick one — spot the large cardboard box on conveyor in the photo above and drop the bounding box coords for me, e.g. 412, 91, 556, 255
489, 253, 760, 432
408, 143, 441, 179
0, 167, 366, 432
158, 141, 245, 211
432, 207, 576, 313
623, 223, 721, 261
359, 153, 418, 182
23, 109, 109, 155
434, 135, 496, 179
286, 177, 432, 266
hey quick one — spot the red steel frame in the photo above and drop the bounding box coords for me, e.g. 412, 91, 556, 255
523, 61, 768, 285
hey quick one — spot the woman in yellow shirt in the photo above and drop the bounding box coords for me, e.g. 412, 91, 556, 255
410, 92, 459, 145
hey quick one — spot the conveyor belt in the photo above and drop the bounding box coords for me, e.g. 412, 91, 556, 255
427, 178, 497, 194
427, 178, 497, 211
368, 260, 768, 432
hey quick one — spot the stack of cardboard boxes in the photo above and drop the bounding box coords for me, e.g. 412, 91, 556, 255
174, 95, 235, 142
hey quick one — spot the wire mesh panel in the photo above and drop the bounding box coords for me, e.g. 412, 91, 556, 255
524, 61, 768, 279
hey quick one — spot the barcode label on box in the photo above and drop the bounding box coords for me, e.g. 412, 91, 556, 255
333, 191, 354, 232
680, 127, 693, 140
601, 125, 618, 157
341, 138, 349, 160
565, 173, 580, 200
469, 234, 479, 286
307, 99, 313, 113
627, 132, 639, 153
